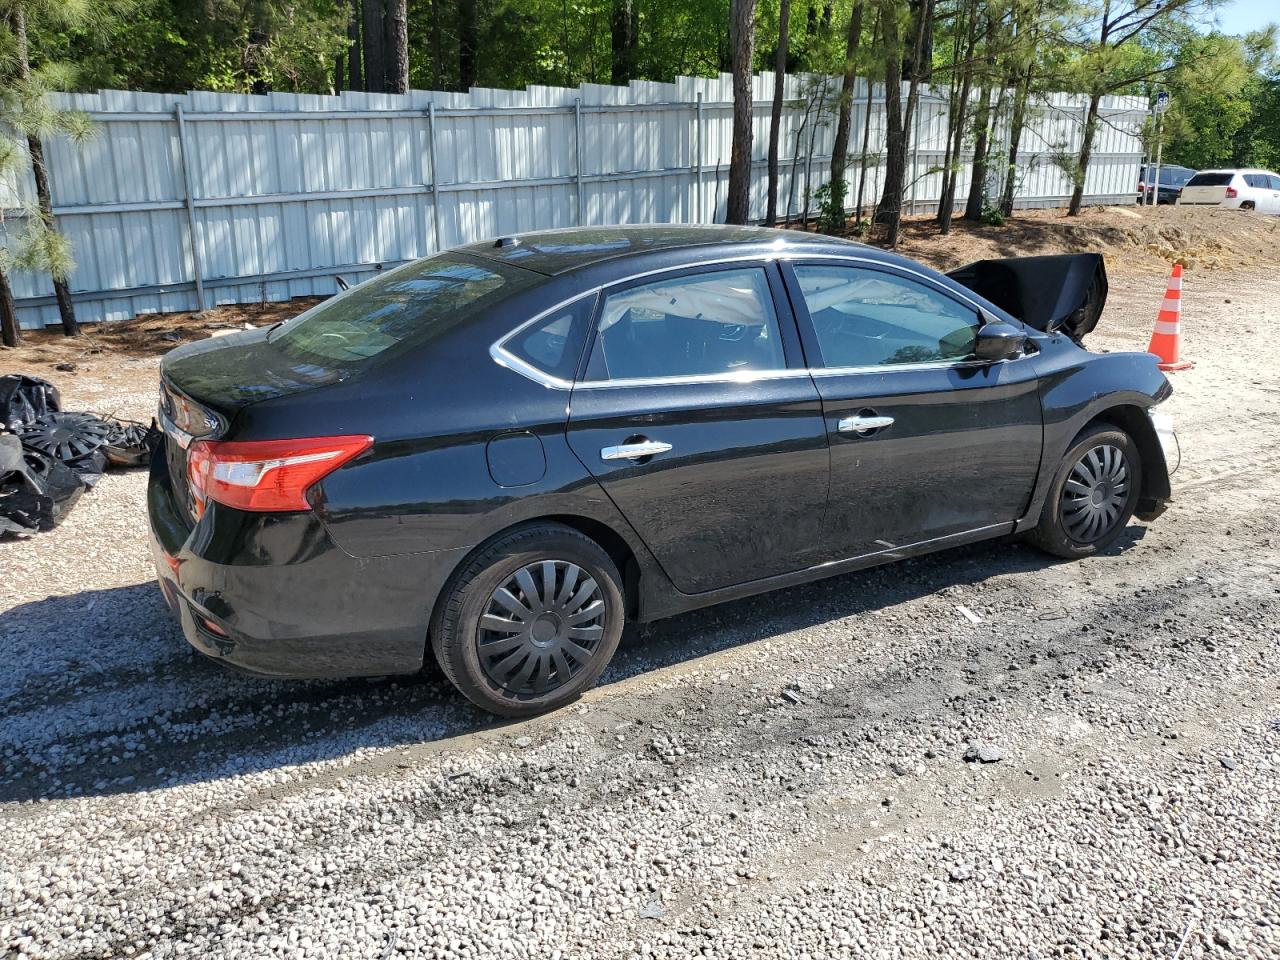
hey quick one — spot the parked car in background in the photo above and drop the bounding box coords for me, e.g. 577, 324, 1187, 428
1178, 169, 1280, 212
149, 226, 1175, 717
1137, 164, 1196, 204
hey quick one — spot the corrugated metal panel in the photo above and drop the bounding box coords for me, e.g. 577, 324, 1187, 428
5, 78, 1144, 329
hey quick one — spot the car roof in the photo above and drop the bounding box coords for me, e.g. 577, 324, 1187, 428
454, 224, 891, 277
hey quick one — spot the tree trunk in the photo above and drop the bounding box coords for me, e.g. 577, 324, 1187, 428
458, 0, 478, 91
0, 267, 20, 348
362, 0, 385, 92
801, 78, 829, 227
963, 85, 994, 220
936, 0, 968, 226
999, 60, 1034, 216
854, 30, 875, 224
26, 136, 78, 335
765, 0, 790, 226
11, 7, 78, 336
785, 98, 814, 224
963, 12, 998, 222
610, 0, 640, 86
347, 0, 363, 90
829, 0, 863, 188
1068, 92, 1102, 216
938, 1, 977, 233
725, 0, 756, 225
874, 2, 904, 239
875, 0, 931, 245
385, 0, 409, 94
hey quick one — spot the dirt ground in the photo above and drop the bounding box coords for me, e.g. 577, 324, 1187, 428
2, 209, 1280, 959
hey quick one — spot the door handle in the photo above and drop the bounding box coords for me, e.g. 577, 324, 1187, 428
838, 414, 895, 434
601, 440, 673, 461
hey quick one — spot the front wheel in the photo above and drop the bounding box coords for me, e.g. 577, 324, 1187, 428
1028, 425, 1143, 559
430, 523, 625, 717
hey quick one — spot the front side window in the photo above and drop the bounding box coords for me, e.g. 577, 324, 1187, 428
793, 264, 980, 369
584, 268, 785, 381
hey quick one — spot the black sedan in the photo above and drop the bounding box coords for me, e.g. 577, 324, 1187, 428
1138, 164, 1197, 205
149, 226, 1175, 716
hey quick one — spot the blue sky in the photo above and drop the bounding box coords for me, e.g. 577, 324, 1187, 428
1204, 0, 1278, 34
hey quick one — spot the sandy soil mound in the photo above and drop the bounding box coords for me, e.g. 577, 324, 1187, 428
891, 204, 1280, 276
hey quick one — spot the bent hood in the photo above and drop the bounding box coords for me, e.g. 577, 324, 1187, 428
946, 253, 1108, 342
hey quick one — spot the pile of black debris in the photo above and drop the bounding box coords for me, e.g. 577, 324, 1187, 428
0, 374, 160, 536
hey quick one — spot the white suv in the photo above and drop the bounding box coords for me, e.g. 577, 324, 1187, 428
1178, 169, 1280, 213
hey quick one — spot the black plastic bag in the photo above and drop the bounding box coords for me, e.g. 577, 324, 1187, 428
0, 374, 61, 431
0, 434, 84, 535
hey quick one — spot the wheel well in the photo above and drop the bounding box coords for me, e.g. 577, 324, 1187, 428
1079, 404, 1170, 502
543, 515, 641, 618
431, 515, 642, 633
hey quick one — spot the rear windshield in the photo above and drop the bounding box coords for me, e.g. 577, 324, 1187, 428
268, 254, 537, 365
1159, 168, 1194, 185
1185, 172, 1233, 187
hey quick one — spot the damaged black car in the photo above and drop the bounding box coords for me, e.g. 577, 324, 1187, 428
148, 225, 1177, 717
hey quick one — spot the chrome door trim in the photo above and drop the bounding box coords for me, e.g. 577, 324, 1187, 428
837, 414, 895, 433
600, 440, 673, 461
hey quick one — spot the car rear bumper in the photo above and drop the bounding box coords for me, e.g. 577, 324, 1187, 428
147, 455, 469, 679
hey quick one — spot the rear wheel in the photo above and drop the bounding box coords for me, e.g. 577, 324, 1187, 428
431, 523, 625, 717
1028, 424, 1142, 559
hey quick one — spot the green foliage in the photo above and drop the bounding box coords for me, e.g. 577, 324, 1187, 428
814, 178, 847, 234
979, 203, 1004, 226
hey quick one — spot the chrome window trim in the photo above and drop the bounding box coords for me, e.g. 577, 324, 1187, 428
489, 291, 596, 391
488, 249, 1021, 389
574, 368, 810, 390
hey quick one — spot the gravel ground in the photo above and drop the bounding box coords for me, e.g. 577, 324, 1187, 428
2, 267, 1279, 959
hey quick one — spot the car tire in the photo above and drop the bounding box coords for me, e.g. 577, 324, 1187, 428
430, 523, 625, 717
1241, 201, 1256, 211
1027, 424, 1143, 560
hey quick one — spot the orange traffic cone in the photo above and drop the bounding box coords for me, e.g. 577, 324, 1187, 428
1147, 264, 1193, 371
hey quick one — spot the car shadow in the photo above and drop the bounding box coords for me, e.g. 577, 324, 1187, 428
0, 529, 1144, 804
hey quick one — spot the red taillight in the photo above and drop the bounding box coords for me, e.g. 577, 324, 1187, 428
188, 435, 372, 515
1226, 185, 1237, 199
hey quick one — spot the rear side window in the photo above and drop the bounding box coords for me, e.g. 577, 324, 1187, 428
269, 254, 537, 365
1185, 172, 1233, 187
1245, 173, 1268, 188
584, 268, 785, 381
794, 265, 979, 368
499, 295, 595, 382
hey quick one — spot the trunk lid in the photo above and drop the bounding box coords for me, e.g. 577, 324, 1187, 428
159, 328, 351, 522
1179, 172, 1234, 205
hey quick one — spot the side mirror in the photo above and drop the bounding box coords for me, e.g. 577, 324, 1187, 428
973, 320, 1027, 363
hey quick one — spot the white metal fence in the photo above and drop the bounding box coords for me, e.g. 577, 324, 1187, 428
2, 74, 1145, 329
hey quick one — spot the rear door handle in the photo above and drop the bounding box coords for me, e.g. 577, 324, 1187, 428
838, 415, 895, 433
601, 440, 673, 461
